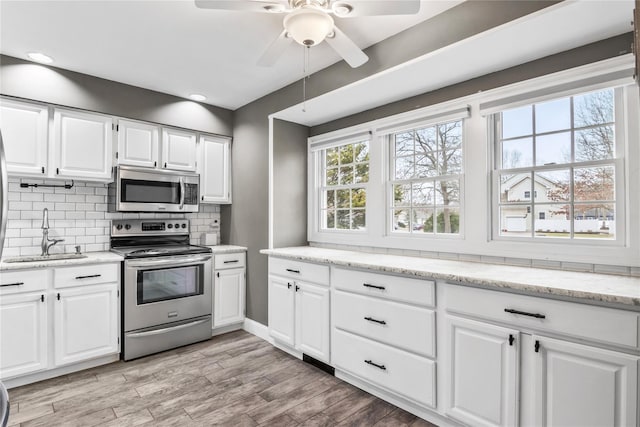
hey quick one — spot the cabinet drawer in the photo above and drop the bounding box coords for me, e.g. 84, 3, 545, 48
214, 252, 246, 270
334, 290, 435, 358
332, 268, 434, 307
54, 263, 119, 289
269, 257, 329, 286
445, 284, 639, 349
0, 269, 47, 295
333, 328, 436, 408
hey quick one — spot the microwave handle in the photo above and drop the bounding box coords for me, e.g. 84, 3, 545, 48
179, 176, 185, 210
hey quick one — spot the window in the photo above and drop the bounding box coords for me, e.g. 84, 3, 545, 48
495, 88, 619, 240
389, 119, 462, 234
320, 140, 369, 230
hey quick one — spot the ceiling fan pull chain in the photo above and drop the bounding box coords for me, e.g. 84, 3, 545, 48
302, 45, 310, 112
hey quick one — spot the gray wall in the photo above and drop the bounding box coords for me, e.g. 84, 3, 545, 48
273, 119, 309, 248
0, 55, 233, 136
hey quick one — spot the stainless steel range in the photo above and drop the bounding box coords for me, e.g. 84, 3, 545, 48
110, 219, 212, 361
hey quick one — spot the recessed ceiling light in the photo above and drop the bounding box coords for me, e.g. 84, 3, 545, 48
189, 94, 206, 102
27, 52, 54, 64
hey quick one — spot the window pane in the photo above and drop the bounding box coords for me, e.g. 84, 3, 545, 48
499, 206, 532, 236
415, 153, 438, 178
535, 98, 570, 133
393, 184, 411, 207
339, 145, 354, 164
536, 132, 571, 166
336, 189, 350, 208
574, 203, 614, 240
436, 206, 460, 234
337, 210, 350, 229
435, 180, 460, 205
502, 106, 532, 139
352, 188, 366, 208
502, 137, 533, 168
339, 165, 353, 185
412, 182, 434, 207
574, 89, 614, 128
575, 125, 614, 162
392, 209, 410, 232
325, 190, 335, 208
574, 166, 614, 201
355, 163, 369, 183
354, 142, 369, 162
439, 121, 462, 150
395, 132, 414, 155
441, 149, 462, 175
413, 208, 434, 233
325, 210, 335, 229
415, 126, 437, 152
326, 148, 338, 167
500, 173, 530, 203
395, 156, 413, 179
536, 170, 570, 202
534, 204, 570, 238
326, 168, 338, 186
352, 209, 366, 230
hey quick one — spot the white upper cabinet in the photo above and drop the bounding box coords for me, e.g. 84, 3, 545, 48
53, 108, 113, 181
116, 119, 159, 168
0, 98, 49, 177
199, 135, 231, 204
161, 127, 197, 172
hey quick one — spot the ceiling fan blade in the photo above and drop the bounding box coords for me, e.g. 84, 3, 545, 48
257, 30, 293, 66
325, 26, 368, 68
333, 0, 420, 17
195, 0, 287, 13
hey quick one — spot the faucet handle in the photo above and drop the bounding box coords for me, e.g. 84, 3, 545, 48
75, 245, 81, 254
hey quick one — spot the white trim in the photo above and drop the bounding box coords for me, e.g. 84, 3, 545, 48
268, 115, 274, 249
243, 317, 272, 343
212, 323, 243, 337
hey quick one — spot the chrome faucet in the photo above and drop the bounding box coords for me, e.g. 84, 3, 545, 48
41, 208, 64, 256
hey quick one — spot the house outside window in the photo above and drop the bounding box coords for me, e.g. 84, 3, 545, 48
494, 88, 620, 240
389, 119, 462, 235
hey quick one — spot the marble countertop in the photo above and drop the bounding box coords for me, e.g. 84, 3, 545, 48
208, 245, 248, 254
0, 251, 124, 271
261, 246, 640, 309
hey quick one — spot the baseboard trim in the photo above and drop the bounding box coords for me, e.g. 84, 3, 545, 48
212, 323, 243, 337
243, 318, 271, 343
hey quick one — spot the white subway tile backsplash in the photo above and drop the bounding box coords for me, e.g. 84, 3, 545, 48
3, 180, 224, 257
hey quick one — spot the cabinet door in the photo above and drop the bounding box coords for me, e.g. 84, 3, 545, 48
268, 275, 295, 346
295, 282, 330, 362
445, 315, 519, 427
117, 119, 159, 168
199, 135, 231, 204
54, 283, 119, 366
53, 108, 113, 181
532, 335, 638, 427
0, 98, 49, 177
161, 128, 197, 171
213, 268, 245, 327
0, 292, 48, 379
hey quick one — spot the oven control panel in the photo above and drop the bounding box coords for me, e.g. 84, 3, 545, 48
111, 219, 190, 236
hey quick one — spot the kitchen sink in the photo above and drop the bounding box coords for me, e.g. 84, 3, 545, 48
2, 254, 88, 263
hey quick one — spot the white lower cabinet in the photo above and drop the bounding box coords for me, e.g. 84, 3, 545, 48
54, 283, 119, 366
444, 315, 519, 427
212, 252, 246, 331
0, 292, 48, 379
268, 258, 330, 363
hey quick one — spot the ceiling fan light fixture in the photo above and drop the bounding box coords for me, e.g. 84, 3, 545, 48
283, 7, 334, 46
332, 2, 352, 17
189, 94, 206, 102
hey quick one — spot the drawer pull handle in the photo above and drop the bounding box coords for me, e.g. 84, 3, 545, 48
364, 359, 386, 371
363, 283, 385, 290
223, 260, 239, 264
504, 308, 546, 319
75, 274, 101, 280
1, 282, 24, 287
286, 268, 301, 274
364, 316, 387, 325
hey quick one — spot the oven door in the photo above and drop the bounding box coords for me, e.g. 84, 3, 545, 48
124, 253, 212, 331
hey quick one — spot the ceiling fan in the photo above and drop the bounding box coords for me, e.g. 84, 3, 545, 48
195, 0, 421, 68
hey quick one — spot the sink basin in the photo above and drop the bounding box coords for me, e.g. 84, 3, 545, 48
2, 254, 88, 263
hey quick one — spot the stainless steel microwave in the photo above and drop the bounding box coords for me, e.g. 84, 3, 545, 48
109, 166, 200, 213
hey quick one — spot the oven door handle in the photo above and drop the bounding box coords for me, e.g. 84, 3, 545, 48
179, 176, 185, 210
126, 254, 212, 268
127, 318, 211, 338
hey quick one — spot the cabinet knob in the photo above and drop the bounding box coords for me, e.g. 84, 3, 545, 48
287, 282, 292, 289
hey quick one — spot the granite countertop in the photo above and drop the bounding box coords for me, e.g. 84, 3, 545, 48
0, 251, 124, 271
209, 245, 248, 254
261, 246, 640, 309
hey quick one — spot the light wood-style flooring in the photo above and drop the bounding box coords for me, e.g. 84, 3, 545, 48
7, 330, 437, 426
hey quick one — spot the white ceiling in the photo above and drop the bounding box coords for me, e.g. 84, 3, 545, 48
276, 0, 636, 126
0, 0, 462, 110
